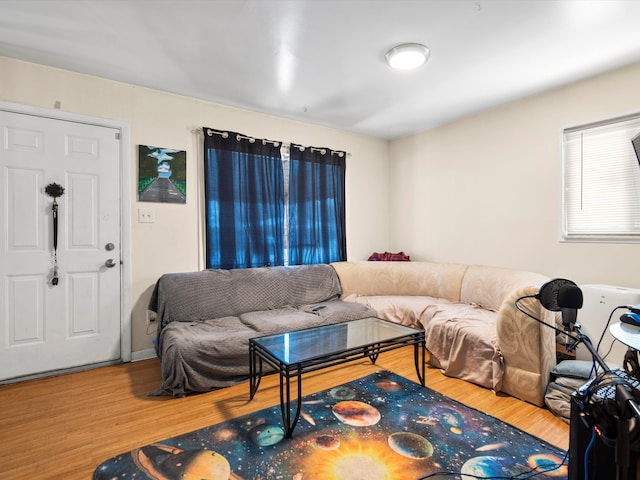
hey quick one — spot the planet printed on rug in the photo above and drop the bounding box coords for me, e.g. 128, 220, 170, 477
332, 400, 381, 427
93, 370, 568, 480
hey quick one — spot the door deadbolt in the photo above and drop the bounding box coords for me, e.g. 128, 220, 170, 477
105, 243, 115, 251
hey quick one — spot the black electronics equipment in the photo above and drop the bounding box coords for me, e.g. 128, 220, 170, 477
632, 131, 640, 165
569, 370, 640, 480
536, 278, 577, 311
536, 278, 583, 331
621, 312, 640, 327
629, 304, 640, 315
558, 284, 584, 330
517, 279, 640, 480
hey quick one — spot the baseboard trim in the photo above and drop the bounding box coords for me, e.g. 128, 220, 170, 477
131, 348, 157, 362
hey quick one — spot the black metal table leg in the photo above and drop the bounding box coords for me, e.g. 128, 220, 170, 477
365, 343, 381, 364
414, 337, 426, 387
249, 341, 263, 400
279, 367, 303, 438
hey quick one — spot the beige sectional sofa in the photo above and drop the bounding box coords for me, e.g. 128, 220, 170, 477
331, 261, 557, 407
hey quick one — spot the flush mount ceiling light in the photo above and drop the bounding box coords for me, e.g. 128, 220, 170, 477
385, 43, 430, 70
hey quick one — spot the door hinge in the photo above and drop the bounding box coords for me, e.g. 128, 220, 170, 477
115, 132, 121, 140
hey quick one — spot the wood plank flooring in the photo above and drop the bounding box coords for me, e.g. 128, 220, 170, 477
0, 346, 569, 479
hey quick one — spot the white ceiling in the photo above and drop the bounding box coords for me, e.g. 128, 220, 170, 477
2, 0, 640, 139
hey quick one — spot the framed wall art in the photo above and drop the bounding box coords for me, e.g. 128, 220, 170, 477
138, 145, 186, 203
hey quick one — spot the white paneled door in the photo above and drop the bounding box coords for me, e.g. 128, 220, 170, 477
0, 110, 122, 381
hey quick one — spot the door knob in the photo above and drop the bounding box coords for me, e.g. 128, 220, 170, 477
105, 259, 117, 268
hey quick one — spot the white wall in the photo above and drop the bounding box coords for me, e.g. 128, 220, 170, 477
0, 56, 390, 353
8, 53, 639, 355
390, 62, 640, 289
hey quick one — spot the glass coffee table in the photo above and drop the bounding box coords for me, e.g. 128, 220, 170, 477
249, 316, 426, 437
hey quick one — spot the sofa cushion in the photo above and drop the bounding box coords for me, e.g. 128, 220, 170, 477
238, 300, 374, 333
331, 261, 468, 301
460, 265, 548, 311
551, 360, 595, 380
156, 315, 259, 396
545, 376, 587, 423
150, 264, 342, 326
343, 294, 451, 329
423, 303, 503, 391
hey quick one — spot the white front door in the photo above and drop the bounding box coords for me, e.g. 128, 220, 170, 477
0, 110, 123, 381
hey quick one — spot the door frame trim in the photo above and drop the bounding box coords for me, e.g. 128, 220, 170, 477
0, 100, 132, 363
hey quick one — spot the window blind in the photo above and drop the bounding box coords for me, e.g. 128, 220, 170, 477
563, 115, 640, 241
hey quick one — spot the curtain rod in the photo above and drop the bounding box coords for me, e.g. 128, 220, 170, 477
287, 144, 347, 158
204, 128, 349, 157
206, 128, 280, 147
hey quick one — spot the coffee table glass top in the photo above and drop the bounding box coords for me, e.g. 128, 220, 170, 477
252, 316, 421, 365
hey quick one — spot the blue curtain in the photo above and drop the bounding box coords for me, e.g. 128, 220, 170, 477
288, 145, 346, 265
203, 129, 285, 269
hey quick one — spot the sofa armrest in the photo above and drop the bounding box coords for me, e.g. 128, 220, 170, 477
496, 285, 557, 406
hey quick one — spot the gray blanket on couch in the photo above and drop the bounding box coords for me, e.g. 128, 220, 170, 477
149, 264, 375, 396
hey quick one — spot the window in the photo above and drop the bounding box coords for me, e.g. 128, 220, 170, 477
203, 128, 346, 269
563, 114, 640, 242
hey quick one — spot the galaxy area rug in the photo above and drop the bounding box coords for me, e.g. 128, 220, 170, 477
93, 370, 568, 480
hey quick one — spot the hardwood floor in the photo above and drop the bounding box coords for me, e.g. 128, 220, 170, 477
0, 346, 569, 479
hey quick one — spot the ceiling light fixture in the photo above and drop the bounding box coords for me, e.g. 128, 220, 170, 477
385, 43, 430, 70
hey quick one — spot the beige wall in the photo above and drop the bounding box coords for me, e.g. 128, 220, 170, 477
0, 56, 390, 353
6, 53, 640, 355
390, 62, 640, 289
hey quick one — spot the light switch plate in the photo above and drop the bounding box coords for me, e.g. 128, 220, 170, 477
138, 208, 155, 223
